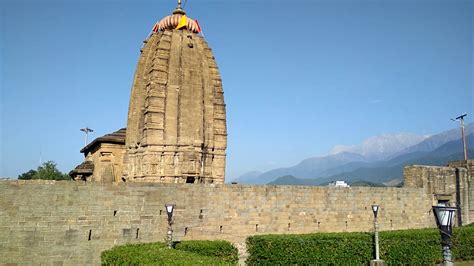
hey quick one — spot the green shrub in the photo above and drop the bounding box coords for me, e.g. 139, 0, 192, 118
246, 226, 474, 265
452, 225, 474, 261
101, 241, 235, 265
379, 228, 441, 264
246, 232, 372, 265
175, 240, 239, 264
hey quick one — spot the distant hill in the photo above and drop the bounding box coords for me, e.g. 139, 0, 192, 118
267, 134, 473, 187
269, 176, 386, 187
268, 175, 320, 186
316, 134, 473, 185
330, 133, 428, 160
383, 178, 404, 187
234, 123, 473, 185
390, 123, 474, 158
241, 152, 366, 184
230, 171, 262, 183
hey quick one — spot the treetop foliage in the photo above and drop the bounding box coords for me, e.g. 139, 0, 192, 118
18, 161, 70, 181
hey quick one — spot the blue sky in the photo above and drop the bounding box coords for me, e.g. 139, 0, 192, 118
1, 0, 473, 179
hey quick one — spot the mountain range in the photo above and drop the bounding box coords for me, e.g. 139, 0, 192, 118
329, 133, 428, 160
233, 123, 473, 186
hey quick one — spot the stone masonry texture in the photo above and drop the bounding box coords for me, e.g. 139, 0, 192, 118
404, 161, 473, 226
0, 180, 435, 265
122, 29, 227, 184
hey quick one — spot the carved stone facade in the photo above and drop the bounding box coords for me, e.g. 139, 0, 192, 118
71, 8, 227, 184
70, 128, 126, 182
122, 27, 227, 183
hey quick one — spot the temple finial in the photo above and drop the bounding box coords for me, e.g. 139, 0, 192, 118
173, 0, 186, 15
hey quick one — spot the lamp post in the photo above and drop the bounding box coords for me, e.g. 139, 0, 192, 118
372, 205, 380, 260
370, 204, 385, 265
165, 203, 175, 249
451, 113, 468, 161
432, 205, 457, 266
80, 127, 94, 147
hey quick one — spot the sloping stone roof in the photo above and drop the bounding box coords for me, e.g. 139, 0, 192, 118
69, 160, 94, 179
80, 128, 126, 154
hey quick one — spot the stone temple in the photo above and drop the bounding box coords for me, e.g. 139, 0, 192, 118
1, 3, 473, 265
70, 3, 227, 184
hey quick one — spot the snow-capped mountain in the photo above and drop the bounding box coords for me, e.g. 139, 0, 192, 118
330, 133, 428, 160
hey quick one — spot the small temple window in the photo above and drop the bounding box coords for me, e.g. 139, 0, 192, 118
186, 176, 195, 183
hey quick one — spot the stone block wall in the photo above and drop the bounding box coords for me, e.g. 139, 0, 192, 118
85, 143, 125, 182
404, 163, 472, 225
0, 181, 434, 265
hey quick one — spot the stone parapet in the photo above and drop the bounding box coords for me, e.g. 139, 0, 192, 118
0, 180, 434, 265
404, 163, 471, 225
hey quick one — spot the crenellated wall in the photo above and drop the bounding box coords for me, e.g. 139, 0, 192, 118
0, 180, 435, 265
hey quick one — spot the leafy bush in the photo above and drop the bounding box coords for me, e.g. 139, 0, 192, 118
246, 226, 474, 265
452, 225, 474, 261
18, 161, 69, 180
101, 241, 235, 265
379, 228, 441, 264
246, 232, 373, 265
175, 240, 238, 264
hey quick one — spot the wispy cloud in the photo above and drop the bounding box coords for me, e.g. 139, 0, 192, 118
370, 99, 382, 104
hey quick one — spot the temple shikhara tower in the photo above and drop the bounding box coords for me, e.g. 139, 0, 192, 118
71, 2, 227, 184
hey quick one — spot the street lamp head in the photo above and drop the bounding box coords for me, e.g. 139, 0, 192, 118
455, 113, 467, 120
80, 127, 94, 133
372, 204, 379, 218
432, 205, 457, 260
433, 205, 456, 227
165, 203, 175, 223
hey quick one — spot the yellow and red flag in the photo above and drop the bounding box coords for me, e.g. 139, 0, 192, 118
176, 15, 187, 30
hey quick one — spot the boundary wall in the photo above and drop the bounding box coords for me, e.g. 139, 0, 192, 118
405, 164, 473, 226
0, 181, 434, 265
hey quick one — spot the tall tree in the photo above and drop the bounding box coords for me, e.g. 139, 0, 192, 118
18, 169, 37, 180
18, 161, 70, 180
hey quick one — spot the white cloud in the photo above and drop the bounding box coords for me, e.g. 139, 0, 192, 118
370, 99, 382, 104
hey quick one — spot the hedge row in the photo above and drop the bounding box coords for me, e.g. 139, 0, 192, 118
452, 223, 474, 261
379, 228, 441, 264
246, 232, 372, 265
175, 240, 239, 264
246, 225, 474, 265
101, 240, 238, 265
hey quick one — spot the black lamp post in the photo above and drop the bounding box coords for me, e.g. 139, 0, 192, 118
165, 203, 175, 248
371, 205, 380, 261
432, 205, 456, 266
